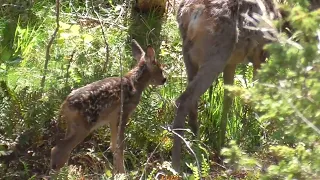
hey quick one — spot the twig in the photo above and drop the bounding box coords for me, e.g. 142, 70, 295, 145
140, 16, 161, 43
65, 50, 76, 85
118, 46, 124, 146
164, 125, 202, 178
124, 0, 131, 27
261, 83, 320, 135
92, 4, 110, 74
115, 45, 125, 174
287, 98, 320, 135
58, 11, 128, 30
139, 137, 165, 180
85, 0, 90, 16
40, 0, 60, 90
316, 30, 320, 53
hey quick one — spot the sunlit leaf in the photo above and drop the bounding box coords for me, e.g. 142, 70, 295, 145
82, 34, 93, 44
59, 22, 71, 30
70, 24, 80, 35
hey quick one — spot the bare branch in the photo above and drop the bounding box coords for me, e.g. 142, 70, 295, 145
92, 4, 110, 74
165, 125, 202, 177
114, 45, 125, 174
41, 0, 60, 90
139, 137, 165, 180
261, 83, 320, 135
58, 12, 128, 30
118, 46, 124, 146
65, 50, 76, 85
317, 30, 320, 53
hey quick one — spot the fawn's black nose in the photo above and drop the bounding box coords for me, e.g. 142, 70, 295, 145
162, 78, 167, 84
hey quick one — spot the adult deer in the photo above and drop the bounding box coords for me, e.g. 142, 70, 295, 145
50, 40, 166, 174
172, 0, 280, 172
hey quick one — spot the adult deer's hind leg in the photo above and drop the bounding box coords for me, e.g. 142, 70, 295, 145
252, 47, 268, 78
182, 40, 199, 135
172, 25, 236, 172
185, 57, 199, 136
177, 16, 199, 135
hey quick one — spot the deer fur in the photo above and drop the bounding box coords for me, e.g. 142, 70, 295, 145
50, 40, 166, 174
172, 0, 281, 172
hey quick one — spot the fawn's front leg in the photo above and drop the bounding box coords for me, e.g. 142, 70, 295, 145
110, 104, 135, 174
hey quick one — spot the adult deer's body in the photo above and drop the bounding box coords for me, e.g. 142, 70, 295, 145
50, 40, 166, 174
172, 0, 280, 171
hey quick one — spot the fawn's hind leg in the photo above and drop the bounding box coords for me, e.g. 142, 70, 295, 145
51, 114, 90, 170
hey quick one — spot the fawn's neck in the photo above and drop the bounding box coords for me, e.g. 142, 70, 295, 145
126, 61, 151, 92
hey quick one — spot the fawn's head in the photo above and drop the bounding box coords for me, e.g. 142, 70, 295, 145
131, 39, 166, 85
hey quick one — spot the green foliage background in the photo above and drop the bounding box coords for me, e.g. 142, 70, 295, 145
0, 0, 319, 179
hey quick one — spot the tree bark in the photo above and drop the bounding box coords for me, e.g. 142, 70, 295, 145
135, 0, 166, 14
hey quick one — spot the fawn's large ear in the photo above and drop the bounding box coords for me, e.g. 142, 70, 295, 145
131, 39, 145, 61
146, 45, 155, 62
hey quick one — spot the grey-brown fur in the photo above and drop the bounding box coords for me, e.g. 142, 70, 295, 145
50, 39, 166, 174
172, 0, 281, 172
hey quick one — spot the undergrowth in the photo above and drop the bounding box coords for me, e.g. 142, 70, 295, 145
0, 0, 319, 179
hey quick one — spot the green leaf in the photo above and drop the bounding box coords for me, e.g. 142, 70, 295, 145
82, 34, 93, 44
70, 24, 80, 35
59, 22, 71, 30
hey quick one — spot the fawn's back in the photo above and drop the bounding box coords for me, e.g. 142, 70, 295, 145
61, 77, 135, 130
50, 39, 166, 173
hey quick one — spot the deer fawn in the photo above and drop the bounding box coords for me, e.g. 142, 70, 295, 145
50, 40, 166, 174
172, 0, 281, 171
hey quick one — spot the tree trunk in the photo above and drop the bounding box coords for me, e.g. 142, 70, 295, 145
135, 0, 166, 14
127, 0, 166, 67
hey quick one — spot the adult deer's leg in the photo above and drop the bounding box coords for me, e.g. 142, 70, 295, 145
188, 101, 199, 135
185, 56, 199, 136
218, 64, 236, 153
252, 48, 268, 78
172, 25, 236, 172
183, 41, 199, 135
178, 20, 199, 135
